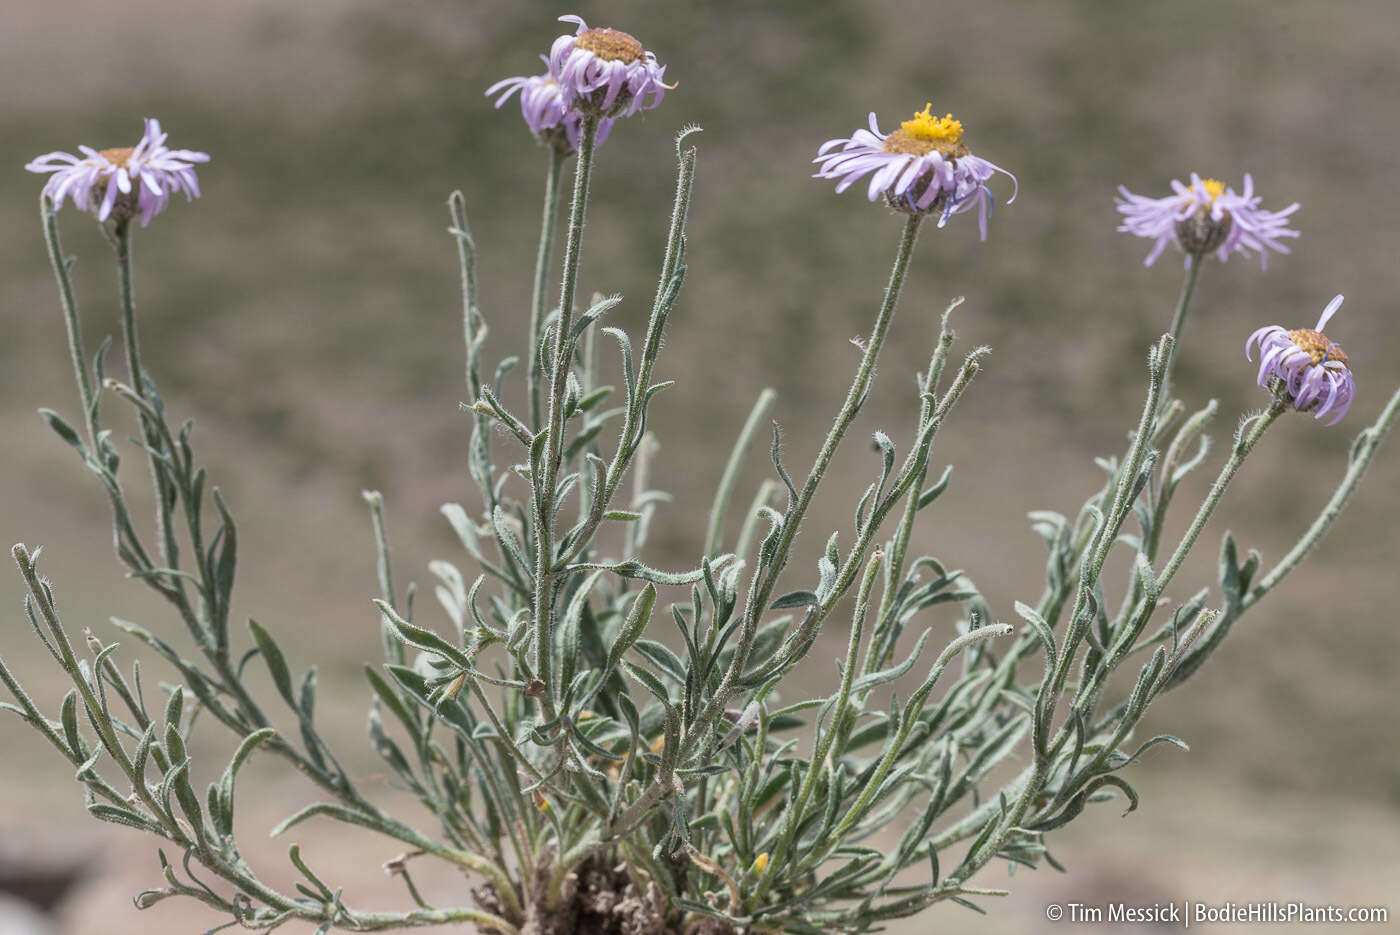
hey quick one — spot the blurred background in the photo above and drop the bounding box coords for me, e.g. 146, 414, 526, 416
2, 1, 1397, 932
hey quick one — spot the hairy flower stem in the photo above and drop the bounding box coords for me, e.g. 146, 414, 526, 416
683, 213, 922, 761
533, 115, 599, 710
113, 221, 146, 400
866, 304, 959, 675
597, 130, 698, 508
753, 550, 883, 904
111, 222, 191, 607
529, 147, 567, 431
39, 198, 99, 442
1243, 385, 1400, 608
449, 192, 481, 397
1164, 386, 1400, 691
748, 348, 986, 697
1038, 336, 1169, 744
772, 213, 923, 576
1155, 392, 1288, 593
1160, 252, 1204, 404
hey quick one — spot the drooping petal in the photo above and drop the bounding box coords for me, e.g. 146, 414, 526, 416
813, 106, 1013, 236
546, 17, 668, 119
1247, 298, 1356, 426
26, 118, 208, 224
1117, 173, 1298, 269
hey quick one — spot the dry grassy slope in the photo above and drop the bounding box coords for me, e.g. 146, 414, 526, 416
1, 1, 1398, 932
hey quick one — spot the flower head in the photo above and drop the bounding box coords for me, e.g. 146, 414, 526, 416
1246, 295, 1356, 425
486, 68, 615, 153
1116, 173, 1299, 269
548, 15, 669, 118
812, 104, 1017, 239
25, 118, 209, 227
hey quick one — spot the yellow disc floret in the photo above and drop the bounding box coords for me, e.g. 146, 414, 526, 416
883, 103, 970, 158
100, 147, 135, 168
901, 104, 963, 145
1288, 329, 1349, 368
1201, 178, 1227, 203
576, 26, 644, 63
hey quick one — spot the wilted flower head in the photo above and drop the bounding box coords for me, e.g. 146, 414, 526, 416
548, 15, 669, 119
25, 118, 209, 227
486, 68, 615, 153
1116, 173, 1299, 269
812, 104, 1017, 239
1247, 294, 1356, 425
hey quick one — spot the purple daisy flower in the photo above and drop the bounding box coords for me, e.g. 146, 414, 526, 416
1116, 173, 1299, 269
25, 118, 209, 227
486, 68, 614, 152
1246, 295, 1356, 425
547, 15, 669, 119
812, 104, 1017, 240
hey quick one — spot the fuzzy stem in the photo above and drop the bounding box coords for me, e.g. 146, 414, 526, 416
1160, 253, 1204, 403
598, 130, 699, 507
1038, 336, 1170, 738
866, 304, 959, 675
1242, 384, 1400, 610
449, 192, 481, 399
753, 550, 883, 904
114, 221, 146, 400
1156, 392, 1289, 593
683, 214, 922, 760
529, 147, 568, 431
39, 197, 99, 442
767, 214, 923, 585
363, 490, 404, 667
533, 115, 600, 708
111, 222, 193, 611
